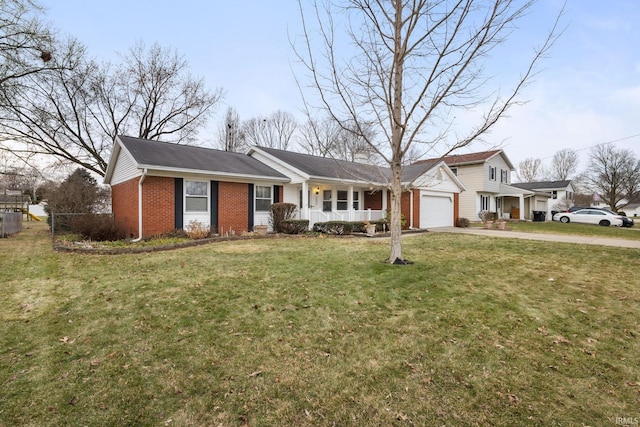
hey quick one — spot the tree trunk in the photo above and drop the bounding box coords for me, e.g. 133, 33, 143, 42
388, 169, 404, 264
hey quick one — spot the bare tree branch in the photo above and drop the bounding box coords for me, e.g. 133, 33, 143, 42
295, 0, 563, 263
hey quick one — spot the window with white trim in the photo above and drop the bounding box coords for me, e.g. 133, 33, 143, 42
450, 167, 458, 176
323, 190, 332, 212
489, 166, 497, 181
337, 190, 348, 210
185, 181, 208, 212
255, 185, 272, 211
552, 190, 558, 200
500, 169, 508, 183
480, 195, 490, 211
353, 191, 360, 210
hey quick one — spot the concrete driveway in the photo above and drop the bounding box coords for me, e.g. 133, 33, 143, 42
427, 227, 640, 249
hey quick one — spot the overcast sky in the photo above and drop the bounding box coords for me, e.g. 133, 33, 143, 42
42, 0, 640, 173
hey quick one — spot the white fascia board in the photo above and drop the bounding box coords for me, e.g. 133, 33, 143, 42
248, 147, 311, 180
307, 175, 388, 187
138, 164, 290, 183
103, 139, 122, 184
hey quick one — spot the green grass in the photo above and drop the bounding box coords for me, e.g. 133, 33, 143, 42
1, 222, 639, 426
479, 219, 640, 240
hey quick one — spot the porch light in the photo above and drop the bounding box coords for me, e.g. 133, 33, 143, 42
314, 187, 320, 195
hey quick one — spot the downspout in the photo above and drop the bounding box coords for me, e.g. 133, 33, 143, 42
132, 169, 147, 242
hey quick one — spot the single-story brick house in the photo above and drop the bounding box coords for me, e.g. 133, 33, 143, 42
104, 136, 465, 239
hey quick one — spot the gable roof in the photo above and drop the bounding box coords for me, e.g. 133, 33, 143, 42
411, 149, 514, 170
250, 146, 458, 187
105, 136, 288, 182
511, 180, 573, 191
251, 146, 392, 183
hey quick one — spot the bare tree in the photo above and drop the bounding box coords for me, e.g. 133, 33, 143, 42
242, 110, 298, 150
0, 40, 223, 176
332, 120, 377, 162
588, 144, 640, 210
215, 106, 246, 152
298, 116, 341, 156
0, 0, 54, 89
296, 0, 561, 264
516, 157, 543, 182
549, 148, 578, 181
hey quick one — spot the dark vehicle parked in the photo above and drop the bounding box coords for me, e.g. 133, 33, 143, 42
566, 206, 634, 227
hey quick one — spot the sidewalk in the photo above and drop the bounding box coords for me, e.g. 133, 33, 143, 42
427, 227, 640, 249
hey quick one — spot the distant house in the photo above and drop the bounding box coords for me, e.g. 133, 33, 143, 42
511, 180, 577, 220
620, 202, 640, 218
104, 136, 465, 239
414, 150, 549, 221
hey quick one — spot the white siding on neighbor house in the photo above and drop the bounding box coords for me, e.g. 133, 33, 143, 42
110, 148, 140, 185
454, 153, 513, 220
456, 164, 485, 220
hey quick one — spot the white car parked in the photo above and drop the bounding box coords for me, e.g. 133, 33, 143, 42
552, 208, 624, 227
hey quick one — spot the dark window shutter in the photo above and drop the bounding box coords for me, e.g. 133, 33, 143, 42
174, 178, 183, 229
210, 181, 219, 234
248, 184, 254, 230
273, 185, 281, 203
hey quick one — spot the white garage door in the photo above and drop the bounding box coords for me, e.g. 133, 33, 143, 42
420, 195, 453, 228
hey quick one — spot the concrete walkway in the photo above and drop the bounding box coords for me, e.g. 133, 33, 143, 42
426, 226, 640, 249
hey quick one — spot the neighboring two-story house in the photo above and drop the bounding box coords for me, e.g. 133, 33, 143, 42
414, 149, 550, 221
511, 180, 576, 220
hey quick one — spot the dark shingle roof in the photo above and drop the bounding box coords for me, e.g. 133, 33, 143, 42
255, 146, 393, 183
118, 136, 287, 179
511, 180, 572, 191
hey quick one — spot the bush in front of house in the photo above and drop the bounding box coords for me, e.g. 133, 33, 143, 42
313, 220, 388, 235
280, 219, 309, 234
456, 217, 470, 228
270, 203, 298, 233
313, 221, 354, 235
70, 214, 124, 241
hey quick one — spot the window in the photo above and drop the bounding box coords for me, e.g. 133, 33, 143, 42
500, 169, 508, 183
480, 195, 490, 211
255, 185, 272, 211
450, 167, 458, 176
323, 190, 332, 212
489, 166, 497, 181
552, 190, 558, 200
185, 181, 208, 212
337, 190, 348, 210
353, 191, 360, 210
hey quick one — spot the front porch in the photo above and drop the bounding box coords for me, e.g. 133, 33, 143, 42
287, 182, 388, 228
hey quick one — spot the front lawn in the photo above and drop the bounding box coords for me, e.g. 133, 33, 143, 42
1, 222, 638, 426
487, 220, 640, 240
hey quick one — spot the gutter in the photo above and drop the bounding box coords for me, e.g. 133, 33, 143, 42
132, 168, 147, 242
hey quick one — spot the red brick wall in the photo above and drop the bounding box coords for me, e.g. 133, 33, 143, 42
141, 176, 175, 237
400, 191, 412, 230
412, 190, 420, 229
454, 192, 459, 226
111, 178, 139, 238
364, 191, 383, 210
218, 182, 249, 234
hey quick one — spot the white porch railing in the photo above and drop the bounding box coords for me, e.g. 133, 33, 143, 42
307, 209, 385, 227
